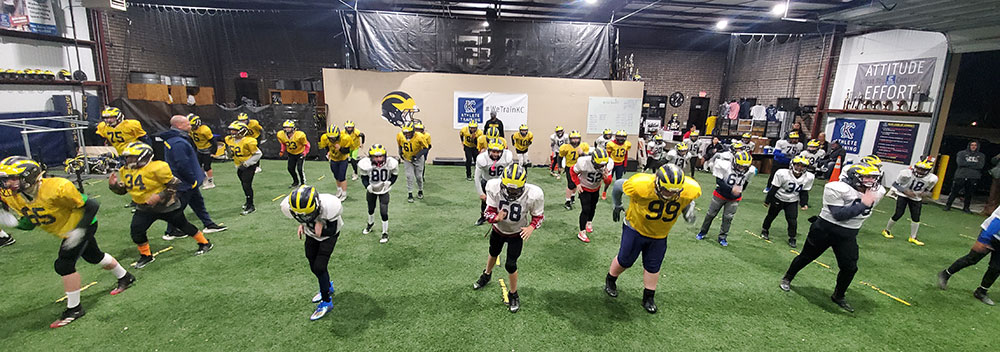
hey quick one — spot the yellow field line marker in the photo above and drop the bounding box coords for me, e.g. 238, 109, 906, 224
498, 278, 509, 305
744, 230, 772, 244
859, 281, 912, 306
789, 249, 831, 269
272, 194, 285, 202
873, 208, 886, 214
129, 246, 173, 267
56, 281, 98, 303
92, 195, 101, 199
317, 175, 326, 181
958, 233, 977, 241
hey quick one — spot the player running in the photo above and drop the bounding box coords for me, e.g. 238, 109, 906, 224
644, 135, 668, 172
766, 132, 803, 192
187, 114, 216, 189
799, 139, 826, 175
225, 121, 262, 214
277, 120, 310, 188
740, 133, 756, 153
511, 124, 533, 166
474, 141, 515, 226
938, 205, 1000, 306
883, 159, 937, 246
280, 185, 344, 320
109, 142, 214, 268
665, 142, 690, 171
414, 122, 432, 179
96, 107, 148, 155
559, 131, 590, 210
762, 156, 815, 248
397, 123, 430, 203
606, 164, 701, 313
319, 125, 358, 201
606, 130, 632, 181
571, 149, 613, 243
237, 113, 264, 173
696, 151, 756, 247
477, 126, 507, 152
594, 129, 614, 150
359, 144, 399, 243
682, 131, 706, 176
460, 121, 483, 181
0, 156, 135, 328
779, 164, 885, 313
472, 165, 545, 313
343, 121, 366, 181
549, 126, 568, 178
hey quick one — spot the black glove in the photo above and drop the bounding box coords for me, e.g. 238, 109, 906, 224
612, 206, 624, 222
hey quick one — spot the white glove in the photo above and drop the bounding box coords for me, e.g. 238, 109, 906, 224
61, 228, 87, 250
684, 202, 698, 224
0, 208, 19, 227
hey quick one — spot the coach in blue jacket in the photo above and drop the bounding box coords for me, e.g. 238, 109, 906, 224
161, 115, 228, 239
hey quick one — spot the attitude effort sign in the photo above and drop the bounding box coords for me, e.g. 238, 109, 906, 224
851, 58, 936, 102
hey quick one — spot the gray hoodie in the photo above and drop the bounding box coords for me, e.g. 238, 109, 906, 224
955, 141, 986, 179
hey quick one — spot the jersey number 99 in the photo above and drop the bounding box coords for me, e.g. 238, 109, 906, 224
644, 200, 680, 222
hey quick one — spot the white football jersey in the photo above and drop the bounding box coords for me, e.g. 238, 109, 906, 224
712, 159, 757, 196
744, 141, 756, 153
893, 168, 938, 202
594, 136, 611, 150
646, 141, 667, 160
682, 138, 705, 156
474, 150, 514, 195
280, 193, 343, 241
665, 149, 688, 169
573, 156, 613, 191
358, 157, 399, 195
485, 178, 545, 235
818, 181, 886, 229
770, 168, 815, 203
715, 150, 734, 163
550, 133, 568, 153
798, 149, 826, 168
775, 140, 804, 157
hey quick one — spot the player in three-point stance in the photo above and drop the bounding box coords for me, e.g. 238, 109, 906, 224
359, 144, 399, 244
882, 159, 937, 246
762, 156, 815, 248
472, 165, 544, 313
779, 164, 885, 313
280, 185, 345, 320
606, 164, 701, 313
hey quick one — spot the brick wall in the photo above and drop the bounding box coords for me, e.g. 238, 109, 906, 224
101, 8, 344, 104
724, 35, 838, 109
622, 47, 728, 126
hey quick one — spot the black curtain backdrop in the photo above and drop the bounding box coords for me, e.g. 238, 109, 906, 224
350, 11, 613, 79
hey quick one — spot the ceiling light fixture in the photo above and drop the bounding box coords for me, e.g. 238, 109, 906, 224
715, 20, 729, 30
483, 21, 490, 27
771, 3, 787, 16
586, 0, 598, 4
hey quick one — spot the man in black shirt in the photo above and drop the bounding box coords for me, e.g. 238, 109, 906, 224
484, 111, 505, 138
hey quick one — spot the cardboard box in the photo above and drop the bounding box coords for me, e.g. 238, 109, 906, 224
193, 87, 215, 105
126, 83, 169, 102
168, 85, 187, 104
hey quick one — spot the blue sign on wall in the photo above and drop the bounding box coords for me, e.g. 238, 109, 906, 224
457, 97, 484, 124
832, 118, 866, 154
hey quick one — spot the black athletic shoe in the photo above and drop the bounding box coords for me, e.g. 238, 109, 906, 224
50, 305, 85, 328
642, 297, 658, 314
788, 238, 797, 248
473, 271, 491, 290
779, 277, 791, 292
241, 206, 256, 215
604, 280, 618, 298
417, 191, 424, 199
564, 200, 572, 210
509, 291, 520, 313
203, 223, 228, 233
110, 272, 135, 295
195, 242, 214, 256
974, 288, 995, 306
467, 177, 473, 181
380, 233, 389, 244
831, 296, 855, 313
408, 194, 414, 203
363, 222, 375, 234
474, 217, 486, 226
0, 235, 15, 248
161, 229, 189, 241
937, 270, 950, 290
135, 255, 155, 269
760, 229, 770, 241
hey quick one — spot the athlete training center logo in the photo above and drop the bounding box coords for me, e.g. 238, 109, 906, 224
457, 97, 484, 124
833, 118, 865, 154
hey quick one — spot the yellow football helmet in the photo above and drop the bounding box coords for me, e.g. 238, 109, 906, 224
101, 107, 124, 126
654, 164, 686, 201
344, 120, 355, 128
500, 164, 528, 200
121, 142, 154, 169
731, 141, 744, 151
188, 113, 202, 126
0, 156, 44, 194
486, 126, 501, 139
860, 155, 882, 169
733, 151, 753, 173
229, 121, 250, 137
791, 155, 810, 176
914, 159, 934, 178
282, 120, 296, 130
591, 148, 610, 167
787, 131, 800, 140
237, 113, 249, 122
288, 185, 320, 223
845, 164, 882, 190
468, 121, 479, 129
569, 131, 582, 145
326, 125, 342, 142
519, 124, 529, 132
742, 133, 752, 139
690, 130, 700, 139
401, 123, 415, 136
414, 122, 425, 131
602, 129, 613, 138
555, 126, 564, 133
806, 139, 821, 152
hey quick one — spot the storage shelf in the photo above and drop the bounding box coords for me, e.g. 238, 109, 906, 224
0, 28, 96, 46
0, 79, 105, 86
821, 109, 932, 117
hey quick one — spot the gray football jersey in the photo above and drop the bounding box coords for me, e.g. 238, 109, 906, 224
818, 181, 885, 229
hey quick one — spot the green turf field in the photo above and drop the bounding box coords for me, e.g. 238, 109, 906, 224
1, 159, 997, 351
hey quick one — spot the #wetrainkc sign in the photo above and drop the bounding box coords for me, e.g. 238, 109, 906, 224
852, 58, 936, 102
832, 118, 866, 155
453, 91, 528, 130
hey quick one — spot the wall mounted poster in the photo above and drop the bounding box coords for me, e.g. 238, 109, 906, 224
851, 58, 936, 104
831, 118, 866, 154
873, 121, 919, 164
0, 0, 58, 36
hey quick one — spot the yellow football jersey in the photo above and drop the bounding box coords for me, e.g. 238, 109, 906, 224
346, 129, 364, 151
189, 125, 214, 150
460, 126, 482, 148
623, 174, 702, 239
396, 132, 429, 161
96, 120, 147, 154
418, 131, 432, 147
512, 131, 533, 152
559, 142, 590, 167
0, 177, 85, 237
278, 130, 309, 155
319, 133, 358, 161
118, 160, 175, 205
477, 135, 508, 151
245, 119, 263, 139
225, 135, 259, 166
607, 140, 633, 164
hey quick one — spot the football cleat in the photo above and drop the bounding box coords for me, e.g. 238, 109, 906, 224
585, 222, 594, 233
467, 177, 473, 181
203, 223, 228, 233
417, 191, 424, 199
974, 288, 995, 306
718, 236, 729, 247
310, 300, 333, 321
937, 270, 950, 290
195, 242, 214, 256
908, 237, 925, 246
110, 272, 135, 295
312, 282, 335, 303
363, 222, 375, 234
473, 271, 491, 290
50, 305, 85, 328
577, 231, 590, 243
831, 296, 855, 313
642, 297, 658, 314
380, 233, 389, 244
407, 194, 414, 203
760, 229, 770, 241
779, 278, 791, 292
0, 235, 15, 248
474, 217, 486, 226
508, 291, 521, 313
882, 229, 894, 239
135, 255, 155, 269
762, 188, 770, 194
695, 233, 706, 241
604, 279, 618, 297
601, 191, 607, 200
161, 229, 189, 241
788, 238, 797, 248
241, 206, 256, 215
564, 200, 573, 210
201, 181, 216, 190
351, 174, 358, 181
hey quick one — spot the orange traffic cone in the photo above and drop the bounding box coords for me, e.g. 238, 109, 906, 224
829, 156, 842, 182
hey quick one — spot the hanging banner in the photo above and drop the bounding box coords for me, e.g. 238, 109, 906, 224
872, 121, 919, 164
0, 0, 58, 36
831, 118, 866, 155
851, 58, 936, 103
453, 91, 528, 130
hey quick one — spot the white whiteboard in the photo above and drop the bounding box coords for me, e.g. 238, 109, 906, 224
586, 97, 642, 134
